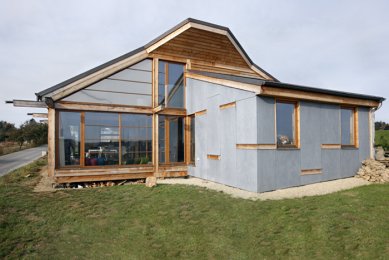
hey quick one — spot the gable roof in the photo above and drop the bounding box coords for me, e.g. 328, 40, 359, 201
36, 18, 277, 100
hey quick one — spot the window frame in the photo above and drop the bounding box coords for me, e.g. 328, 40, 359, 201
275, 99, 300, 149
157, 60, 186, 109
340, 106, 358, 148
56, 110, 153, 169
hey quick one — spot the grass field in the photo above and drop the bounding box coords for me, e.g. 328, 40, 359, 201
376, 130, 389, 150
1, 159, 388, 259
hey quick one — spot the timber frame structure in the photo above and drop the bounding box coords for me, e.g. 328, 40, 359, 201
8, 18, 385, 192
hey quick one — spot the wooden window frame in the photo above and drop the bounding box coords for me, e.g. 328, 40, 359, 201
186, 114, 195, 165
275, 99, 300, 149
340, 106, 359, 148
56, 110, 153, 169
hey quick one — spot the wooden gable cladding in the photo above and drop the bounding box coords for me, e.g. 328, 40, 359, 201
150, 27, 260, 78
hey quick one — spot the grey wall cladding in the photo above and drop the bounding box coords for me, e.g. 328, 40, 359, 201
186, 78, 258, 192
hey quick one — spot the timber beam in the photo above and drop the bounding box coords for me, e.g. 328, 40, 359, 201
6, 99, 47, 108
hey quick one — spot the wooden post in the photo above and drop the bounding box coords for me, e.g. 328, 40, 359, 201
184, 116, 191, 164
153, 114, 159, 175
47, 108, 55, 177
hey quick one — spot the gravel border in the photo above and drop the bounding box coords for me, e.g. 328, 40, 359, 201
158, 177, 371, 200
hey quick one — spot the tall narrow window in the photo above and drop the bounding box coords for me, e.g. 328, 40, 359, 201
158, 115, 185, 164
190, 115, 195, 163
341, 107, 356, 146
84, 112, 119, 166
158, 61, 185, 108
58, 112, 80, 166
276, 100, 298, 147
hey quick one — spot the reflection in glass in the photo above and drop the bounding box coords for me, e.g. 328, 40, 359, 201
121, 114, 152, 165
84, 112, 119, 166
276, 102, 295, 146
59, 112, 80, 166
167, 63, 184, 108
341, 108, 354, 145
158, 61, 166, 105
159, 116, 185, 163
158, 61, 185, 108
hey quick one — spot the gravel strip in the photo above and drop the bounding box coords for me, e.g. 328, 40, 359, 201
158, 177, 371, 200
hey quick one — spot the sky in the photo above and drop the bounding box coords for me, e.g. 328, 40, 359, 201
0, 0, 388, 126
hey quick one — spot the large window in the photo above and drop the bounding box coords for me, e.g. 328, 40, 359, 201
84, 112, 119, 166
158, 61, 185, 108
58, 112, 80, 166
276, 100, 299, 147
158, 115, 185, 164
121, 114, 152, 165
341, 107, 357, 146
58, 111, 152, 167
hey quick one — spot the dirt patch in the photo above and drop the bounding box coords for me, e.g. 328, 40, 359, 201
33, 166, 55, 192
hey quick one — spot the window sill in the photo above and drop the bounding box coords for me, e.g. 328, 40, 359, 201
277, 146, 300, 150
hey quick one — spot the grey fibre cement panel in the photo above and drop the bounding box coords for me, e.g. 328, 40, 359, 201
191, 114, 208, 179
220, 106, 238, 188
236, 149, 258, 192
340, 149, 360, 178
320, 103, 340, 144
275, 150, 301, 189
236, 97, 257, 144
358, 108, 370, 161
186, 78, 255, 115
206, 94, 221, 155
257, 97, 275, 144
300, 102, 321, 170
257, 150, 276, 192
321, 149, 341, 181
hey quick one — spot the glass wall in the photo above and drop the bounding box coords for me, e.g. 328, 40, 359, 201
58, 111, 154, 167
58, 112, 81, 166
84, 112, 120, 166
158, 115, 185, 164
121, 114, 152, 165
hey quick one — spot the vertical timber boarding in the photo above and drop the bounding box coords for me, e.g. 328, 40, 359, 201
47, 108, 55, 177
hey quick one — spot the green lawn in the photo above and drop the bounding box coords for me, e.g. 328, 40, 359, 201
376, 130, 389, 150
1, 159, 388, 259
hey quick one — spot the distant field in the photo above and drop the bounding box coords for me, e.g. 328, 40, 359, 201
0, 142, 34, 156
375, 130, 389, 150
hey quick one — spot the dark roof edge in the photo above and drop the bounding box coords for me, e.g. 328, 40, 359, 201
264, 81, 385, 102
188, 70, 384, 103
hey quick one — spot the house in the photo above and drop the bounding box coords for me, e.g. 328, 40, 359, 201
10, 18, 385, 192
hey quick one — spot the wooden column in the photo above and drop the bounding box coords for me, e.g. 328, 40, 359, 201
153, 114, 159, 175
47, 108, 55, 177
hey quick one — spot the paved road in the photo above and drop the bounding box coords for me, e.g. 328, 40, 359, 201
0, 145, 47, 176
